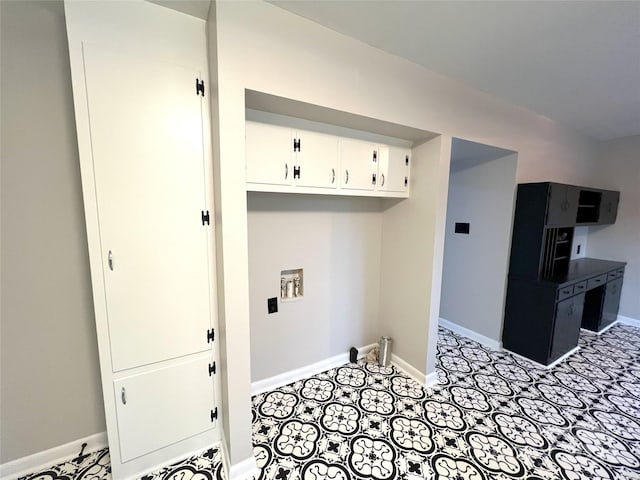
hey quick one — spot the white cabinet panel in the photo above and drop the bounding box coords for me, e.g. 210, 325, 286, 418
246, 121, 294, 186
379, 146, 410, 193
114, 356, 215, 462
83, 45, 212, 371
340, 138, 377, 191
296, 130, 339, 189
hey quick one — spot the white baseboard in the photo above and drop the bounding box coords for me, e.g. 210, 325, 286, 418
390, 354, 426, 387
504, 346, 580, 370
439, 318, 502, 351
251, 343, 377, 395
229, 456, 259, 480
618, 315, 640, 328
425, 371, 439, 388
0, 432, 107, 480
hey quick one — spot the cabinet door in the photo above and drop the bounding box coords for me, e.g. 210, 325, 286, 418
83, 45, 212, 372
114, 356, 215, 462
549, 293, 584, 363
378, 146, 410, 192
602, 278, 623, 328
246, 121, 294, 186
546, 184, 579, 226
598, 190, 619, 224
296, 130, 339, 189
340, 138, 377, 191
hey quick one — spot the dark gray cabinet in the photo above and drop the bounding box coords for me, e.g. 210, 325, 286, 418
503, 181, 625, 366
550, 293, 584, 363
547, 183, 579, 227
599, 190, 620, 224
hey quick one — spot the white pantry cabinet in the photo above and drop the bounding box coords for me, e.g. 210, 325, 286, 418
246, 121, 411, 198
114, 354, 216, 462
65, 2, 220, 478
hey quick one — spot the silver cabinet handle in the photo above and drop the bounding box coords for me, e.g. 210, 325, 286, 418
380, 173, 385, 187
285, 164, 288, 180
121, 387, 127, 405
345, 170, 349, 184
331, 168, 335, 184
108, 251, 114, 271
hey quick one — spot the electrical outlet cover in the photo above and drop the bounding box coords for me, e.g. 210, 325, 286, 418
267, 297, 278, 314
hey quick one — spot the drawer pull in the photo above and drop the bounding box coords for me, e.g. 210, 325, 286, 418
562, 289, 571, 295
575, 284, 585, 290
121, 387, 127, 405
331, 168, 335, 184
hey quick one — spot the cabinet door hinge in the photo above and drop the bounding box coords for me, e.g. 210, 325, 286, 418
196, 78, 205, 96
201, 210, 210, 226
208, 362, 216, 376
207, 328, 215, 343
405, 155, 409, 166
404, 176, 408, 187
372, 173, 377, 185
293, 166, 301, 179
210, 407, 218, 422
293, 138, 301, 152
372, 150, 377, 162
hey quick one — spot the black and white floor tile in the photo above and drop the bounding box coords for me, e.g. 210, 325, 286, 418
16, 445, 225, 480
251, 325, 640, 480
15, 324, 640, 480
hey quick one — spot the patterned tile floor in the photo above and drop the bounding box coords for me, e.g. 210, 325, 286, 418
250, 325, 640, 480
16, 324, 640, 480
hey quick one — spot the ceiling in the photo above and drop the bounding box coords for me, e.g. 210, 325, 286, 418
270, 1, 640, 141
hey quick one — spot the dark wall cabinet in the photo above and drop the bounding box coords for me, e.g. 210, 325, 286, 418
503, 182, 624, 366
547, 183, 579, 227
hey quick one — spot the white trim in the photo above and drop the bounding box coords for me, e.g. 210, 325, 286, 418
425, 371, 439, 388
229, 456, 259, 480
438, 318, 502, 351
581, 320, 620, 336
390, 354, 426, 386
504, 346, 580, 370
0, 432, 107, 480
618, 315, 640, 328
251, 344, 377, 395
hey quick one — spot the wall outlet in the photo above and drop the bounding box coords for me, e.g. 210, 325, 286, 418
267, 297, 278, 314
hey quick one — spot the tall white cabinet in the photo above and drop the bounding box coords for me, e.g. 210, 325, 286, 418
65, 2, 220, 478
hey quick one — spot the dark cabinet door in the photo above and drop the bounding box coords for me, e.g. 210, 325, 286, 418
602, 278, 623, 328
550, 293, 584, 363
546, 184, 579, 227
598, 190, 619, 224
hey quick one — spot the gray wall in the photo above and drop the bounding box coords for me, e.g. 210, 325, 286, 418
1, 1, 105, 463
587, 135, 640, 321
439, 145, 518, 343
247, 193, 383, 381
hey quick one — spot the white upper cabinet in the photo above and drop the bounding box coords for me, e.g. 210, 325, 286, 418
378, 146, 410, 193
339, 138, 378, 191
246, 121, 294, 186
245, 120, 411, 198
296, 130, 339, 189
